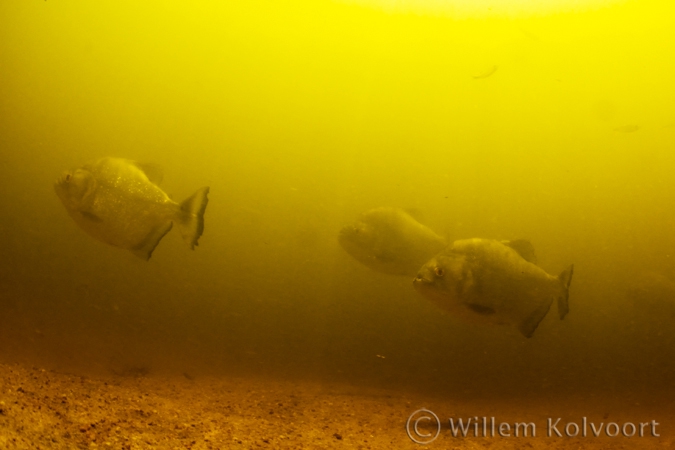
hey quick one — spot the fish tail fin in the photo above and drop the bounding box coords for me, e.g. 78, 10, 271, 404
176, 187, 210, 249
557, 264, 574, 320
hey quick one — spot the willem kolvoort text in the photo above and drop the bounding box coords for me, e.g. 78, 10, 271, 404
448, 417, 660, 438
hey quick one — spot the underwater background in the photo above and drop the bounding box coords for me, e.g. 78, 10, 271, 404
1, 0, 675, 426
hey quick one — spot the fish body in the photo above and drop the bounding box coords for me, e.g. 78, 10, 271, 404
54, 157, 209, 260
413, 238, 573, 337
338, 207, 447, 277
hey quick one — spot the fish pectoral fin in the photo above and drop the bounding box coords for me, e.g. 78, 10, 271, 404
466, 303, 496, 315
131, 222, 173, 261
80, 210, 103, 222
557, 264, 574, 320
518, 297, 554, 338
374, 250, 396, 263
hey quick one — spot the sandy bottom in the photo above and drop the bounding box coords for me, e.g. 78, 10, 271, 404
0, 362, 672, 449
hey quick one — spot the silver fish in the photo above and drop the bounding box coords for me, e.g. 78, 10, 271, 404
54, 157, 209, 260
413, 238, 573, 338
339, 207, 447, 277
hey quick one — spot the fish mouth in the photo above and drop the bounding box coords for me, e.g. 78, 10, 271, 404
412, 275, 433, 288
54, 171, 72, 188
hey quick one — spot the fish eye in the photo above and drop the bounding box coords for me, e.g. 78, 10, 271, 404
434, 267, 445, 277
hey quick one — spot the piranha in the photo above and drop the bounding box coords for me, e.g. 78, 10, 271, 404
54, 157, 209, 260
413, 238, 573, 338
338, 207, 448, 277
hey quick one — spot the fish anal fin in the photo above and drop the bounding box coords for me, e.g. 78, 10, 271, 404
131, 222, 173, 260
502, 239, 538, 264
557, 264, 574, 320
518, 296, 554, 338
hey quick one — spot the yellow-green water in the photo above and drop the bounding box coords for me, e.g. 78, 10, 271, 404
1, 0, 675, 415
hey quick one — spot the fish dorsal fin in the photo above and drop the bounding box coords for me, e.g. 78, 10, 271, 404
131, 221, 173, 260
132, 162, 164, 186
502, 239, 537, 264
402, 207, 425, 223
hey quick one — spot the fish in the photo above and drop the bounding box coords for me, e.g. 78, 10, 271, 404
413, 238, 573, 338
338, 207, 448, 277
472, 65, 498, 79
613, 124, 640, 133
54, 157, 209, 260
